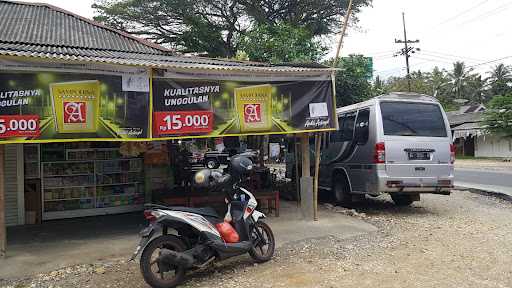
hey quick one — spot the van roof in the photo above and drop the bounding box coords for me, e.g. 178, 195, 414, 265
336, 92, 439, 114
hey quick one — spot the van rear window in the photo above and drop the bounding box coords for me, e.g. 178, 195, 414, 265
380, 102, 447, 137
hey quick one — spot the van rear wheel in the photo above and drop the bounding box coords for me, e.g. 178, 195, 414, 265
390, 194, 414, 206
333, 175, 352, 207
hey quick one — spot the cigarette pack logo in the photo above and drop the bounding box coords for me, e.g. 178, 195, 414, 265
244, 104, 262, 123
63, 101, 86, 123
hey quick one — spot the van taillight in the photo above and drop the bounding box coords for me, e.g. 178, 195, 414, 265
450, 144, 456, 164
374, 142, 385, 164
144, 210, 157, 222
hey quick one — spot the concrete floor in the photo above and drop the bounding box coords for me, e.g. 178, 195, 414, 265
0, 201, 376, 279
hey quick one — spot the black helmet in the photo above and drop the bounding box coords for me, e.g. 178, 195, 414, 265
193, 169, 223, 187
229, 155, 254, 176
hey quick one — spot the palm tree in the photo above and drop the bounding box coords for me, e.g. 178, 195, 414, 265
448, 61, 474, 100
468, 75, 487, 103
428, 67, 450, 98
487, 63, 512, 97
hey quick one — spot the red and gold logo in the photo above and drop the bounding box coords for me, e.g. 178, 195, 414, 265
63, 101, 86, 123
243, 104, 261, 123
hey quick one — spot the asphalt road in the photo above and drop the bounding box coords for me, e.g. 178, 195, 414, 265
455, 168, 512, 195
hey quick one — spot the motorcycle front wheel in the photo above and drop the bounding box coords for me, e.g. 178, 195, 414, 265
249, 221, 275, 263
140, 235, 187, 288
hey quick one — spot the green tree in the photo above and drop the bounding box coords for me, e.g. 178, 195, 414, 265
239, 23, 326, 63
371, 75, 387, 96
487, 63, 512, 97
93, 0, 372, 58
93, 0, 248, 57
448, 61, 474, 100
467, 75, 487, 104
384, 70, 431, 94
240, 0, 371, 36
483, 93, 512, 137
331, 55, 372, 107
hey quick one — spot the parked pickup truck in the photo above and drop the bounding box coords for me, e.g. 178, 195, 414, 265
203, 149, 259, 169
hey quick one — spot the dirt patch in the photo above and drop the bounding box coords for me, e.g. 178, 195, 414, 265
3, 191, 512, 288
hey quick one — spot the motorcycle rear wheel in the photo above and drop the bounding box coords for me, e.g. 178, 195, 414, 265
249, 221, 275, 263
140, 235, 187, 288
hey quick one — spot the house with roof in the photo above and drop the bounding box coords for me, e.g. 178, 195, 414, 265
447, 105, 512, 158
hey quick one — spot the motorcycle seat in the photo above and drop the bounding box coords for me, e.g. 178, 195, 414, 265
168, 206, 220, 219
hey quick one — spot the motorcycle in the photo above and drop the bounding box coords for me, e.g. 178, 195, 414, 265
130, 155, 275, 288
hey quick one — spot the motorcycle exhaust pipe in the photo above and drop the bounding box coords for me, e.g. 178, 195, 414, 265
158, 249, 195, 269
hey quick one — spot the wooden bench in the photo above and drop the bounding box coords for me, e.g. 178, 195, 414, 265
160, 191, 280, 217
255, 191, 280, 217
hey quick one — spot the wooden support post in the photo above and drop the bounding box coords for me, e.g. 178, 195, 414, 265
313, 133, 321, 221
299, 133, 314, 219
294, 138, 300, 207
301, 133, 310, 177
0, 145, 6, 258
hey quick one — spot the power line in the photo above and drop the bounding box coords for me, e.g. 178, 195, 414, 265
365, 50, 397, 56
420, 52, 481, 64
421, 50, 485, 62
413, 56, 454, 65
438, 0, 490, 25
458, 1, 512, 25
467, 56, 512, 68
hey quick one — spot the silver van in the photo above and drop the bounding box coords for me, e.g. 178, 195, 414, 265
318, 92, 454, 206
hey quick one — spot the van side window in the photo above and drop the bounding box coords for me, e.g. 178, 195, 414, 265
331, 113, 356, 142
355, 109, 370, 145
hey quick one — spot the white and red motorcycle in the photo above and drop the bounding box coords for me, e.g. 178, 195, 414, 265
130, 155, 275, 288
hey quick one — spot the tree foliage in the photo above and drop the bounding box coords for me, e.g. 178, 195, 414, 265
93, 0, 246, 57
92, 0, 371, 58
239, 23, 326, 63
484, 94, 512, 137
487, 64, 512, 97
379, 61, 512, 111
331, 55, 373, 107
240, 0, 370, 36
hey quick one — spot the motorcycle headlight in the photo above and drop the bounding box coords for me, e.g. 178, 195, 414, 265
194, 171, 206, 184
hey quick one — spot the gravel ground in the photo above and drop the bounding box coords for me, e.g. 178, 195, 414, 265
2, 190, 512, 288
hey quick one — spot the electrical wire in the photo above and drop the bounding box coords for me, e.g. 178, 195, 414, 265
438, 0, 490, 25
412, 56, 454, 65
467, 56, 512, 68
420, 50, 486, 62
458, 1, 512, 25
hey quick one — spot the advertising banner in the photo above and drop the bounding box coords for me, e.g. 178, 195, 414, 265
0, 69, 150, 143
152, 76, 336, 138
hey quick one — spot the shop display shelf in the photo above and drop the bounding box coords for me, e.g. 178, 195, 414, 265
44, 184, 96, 189
96, 170, 142, 174
45, 197, 94, 202
96, 182, 140, 187
43, 173, 94, 177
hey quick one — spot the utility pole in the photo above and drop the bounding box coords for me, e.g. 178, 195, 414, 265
394, 12, 420, 92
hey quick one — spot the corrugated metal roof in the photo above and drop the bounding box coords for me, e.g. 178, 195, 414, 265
0, 0, 168, 54
0, 43, 334, 73
0, 0, 334, 73
448, 112, 484, 126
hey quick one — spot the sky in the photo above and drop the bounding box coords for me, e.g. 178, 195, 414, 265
15, 0, 512, 80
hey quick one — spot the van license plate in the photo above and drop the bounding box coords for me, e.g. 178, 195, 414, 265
408, 152, 429, 160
